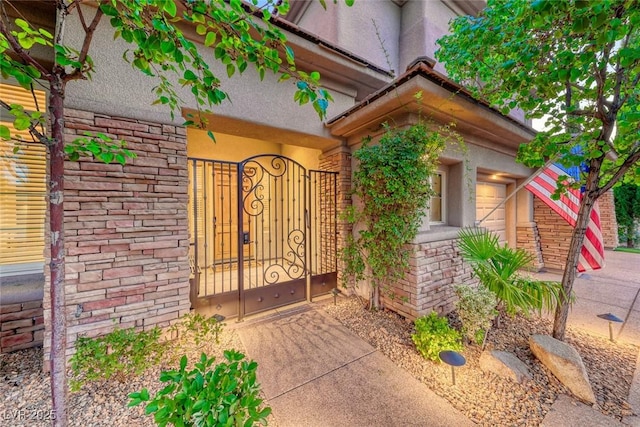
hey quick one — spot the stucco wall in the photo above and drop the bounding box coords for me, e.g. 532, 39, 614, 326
296, 1, 401, 74
62, 5, 357, 139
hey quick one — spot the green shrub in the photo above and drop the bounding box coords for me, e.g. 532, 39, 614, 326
411, 311, 463, 362
455, 284, 498, 345
130, 351, 271, 427
169, 312, 225, 346
70, 325, 165, 392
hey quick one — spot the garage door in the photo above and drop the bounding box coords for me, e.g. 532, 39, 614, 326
476, 182, 507, 244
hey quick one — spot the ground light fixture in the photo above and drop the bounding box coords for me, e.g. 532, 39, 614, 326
211, 313, 226, 341
331, 287, 342, 305
597, 313, 624, 342
439, 350, 466, 385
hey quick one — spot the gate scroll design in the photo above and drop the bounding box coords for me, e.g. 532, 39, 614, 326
188, 154, 337, 319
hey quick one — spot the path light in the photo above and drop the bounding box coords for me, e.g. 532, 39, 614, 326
211, 313, 226, 323
211, 313, 226, 341
439, 350, 466, 385
597, 313, 623, 342
331, 287, 342, 305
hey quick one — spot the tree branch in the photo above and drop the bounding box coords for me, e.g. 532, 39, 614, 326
0, 98, 52, 145
0, 3, 51, 79
597, 146, 640, 197
63, 5, 102, 81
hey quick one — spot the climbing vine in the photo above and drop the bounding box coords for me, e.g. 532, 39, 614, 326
341, 120, 461, 309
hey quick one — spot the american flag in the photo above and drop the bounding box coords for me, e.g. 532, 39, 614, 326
525, 162, 605, 272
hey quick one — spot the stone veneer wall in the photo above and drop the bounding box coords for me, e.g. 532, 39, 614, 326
598, 190, 619, 249
381, 237, 477, 320
43, 109, 191, 362
1, 300, 44, 353
534, 191, 618, 271
534, 197, 574, 271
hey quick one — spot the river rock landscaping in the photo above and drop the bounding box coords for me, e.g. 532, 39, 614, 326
0, 295, 637, 426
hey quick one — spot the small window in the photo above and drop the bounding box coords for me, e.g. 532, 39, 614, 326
429, 171, 446, 224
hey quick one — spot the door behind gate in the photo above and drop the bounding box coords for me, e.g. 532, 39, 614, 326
188, 155, 337, 319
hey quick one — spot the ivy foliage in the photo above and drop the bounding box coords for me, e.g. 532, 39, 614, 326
341, 120, 459, 308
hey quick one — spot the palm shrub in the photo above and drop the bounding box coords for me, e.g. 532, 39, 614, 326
454, 284, 497, 346
457, 227, 565, 316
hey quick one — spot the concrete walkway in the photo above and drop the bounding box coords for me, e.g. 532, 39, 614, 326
234, 306, 473, 427
230, 249, 639, 426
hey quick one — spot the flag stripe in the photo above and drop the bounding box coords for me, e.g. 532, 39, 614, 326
525, 162, 604, 272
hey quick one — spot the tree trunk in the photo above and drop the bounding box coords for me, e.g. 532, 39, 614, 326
552, 175, 599, 341
49, 76, 68, 427
627, 225, 634, 248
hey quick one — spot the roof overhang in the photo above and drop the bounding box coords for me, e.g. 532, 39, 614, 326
327, 59, 536, 150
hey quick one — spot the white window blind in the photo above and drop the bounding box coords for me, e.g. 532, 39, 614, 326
0, 83, 47, 275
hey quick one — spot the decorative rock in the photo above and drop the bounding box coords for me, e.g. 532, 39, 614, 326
479, 350, 532, 383
529, 334, 596, 404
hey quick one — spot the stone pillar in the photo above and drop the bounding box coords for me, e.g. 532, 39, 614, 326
319, 146, 352, 287
598, 190, 619, 249
533, 197, 573, 271
43, 109, 191, 367
516, 222, 545, 271
515, 187, 544, 270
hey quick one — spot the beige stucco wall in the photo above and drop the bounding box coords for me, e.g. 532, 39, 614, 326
296, 1, 402, 74
61, 5, 357, 139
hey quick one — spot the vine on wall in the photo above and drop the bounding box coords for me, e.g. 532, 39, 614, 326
341, 119, 461, 309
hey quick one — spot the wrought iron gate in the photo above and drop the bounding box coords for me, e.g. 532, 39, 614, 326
188, 155, 337, 319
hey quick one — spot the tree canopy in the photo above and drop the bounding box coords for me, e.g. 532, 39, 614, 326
436, 0, 640, 340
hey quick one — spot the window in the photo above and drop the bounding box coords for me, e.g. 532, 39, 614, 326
429, 171, 445, 223
0, 83, 47, 276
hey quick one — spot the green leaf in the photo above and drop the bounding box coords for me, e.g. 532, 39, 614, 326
184, 69, 197, 81
204, 32, 216, 47
227, 64, 235, 78
163, 0, 177, 18
14, 18, 30, 31
0, 125, 10, 140
13, 117, 31, 131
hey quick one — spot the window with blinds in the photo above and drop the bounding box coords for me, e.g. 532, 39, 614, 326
0, 83, 47, 276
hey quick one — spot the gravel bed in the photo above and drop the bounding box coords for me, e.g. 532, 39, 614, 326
1, 297, 637, 426
0, 326, 250, 427
323, 296, 638, 426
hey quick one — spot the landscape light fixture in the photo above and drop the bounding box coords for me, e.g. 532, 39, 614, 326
212, 313, 226, 323
439, 350, 466, 385
597, 313, 623, 342
331, 287, 342, 305
211, 313, 226, 341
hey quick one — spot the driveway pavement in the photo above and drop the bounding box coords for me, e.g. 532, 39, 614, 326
532, 250, 640, 344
